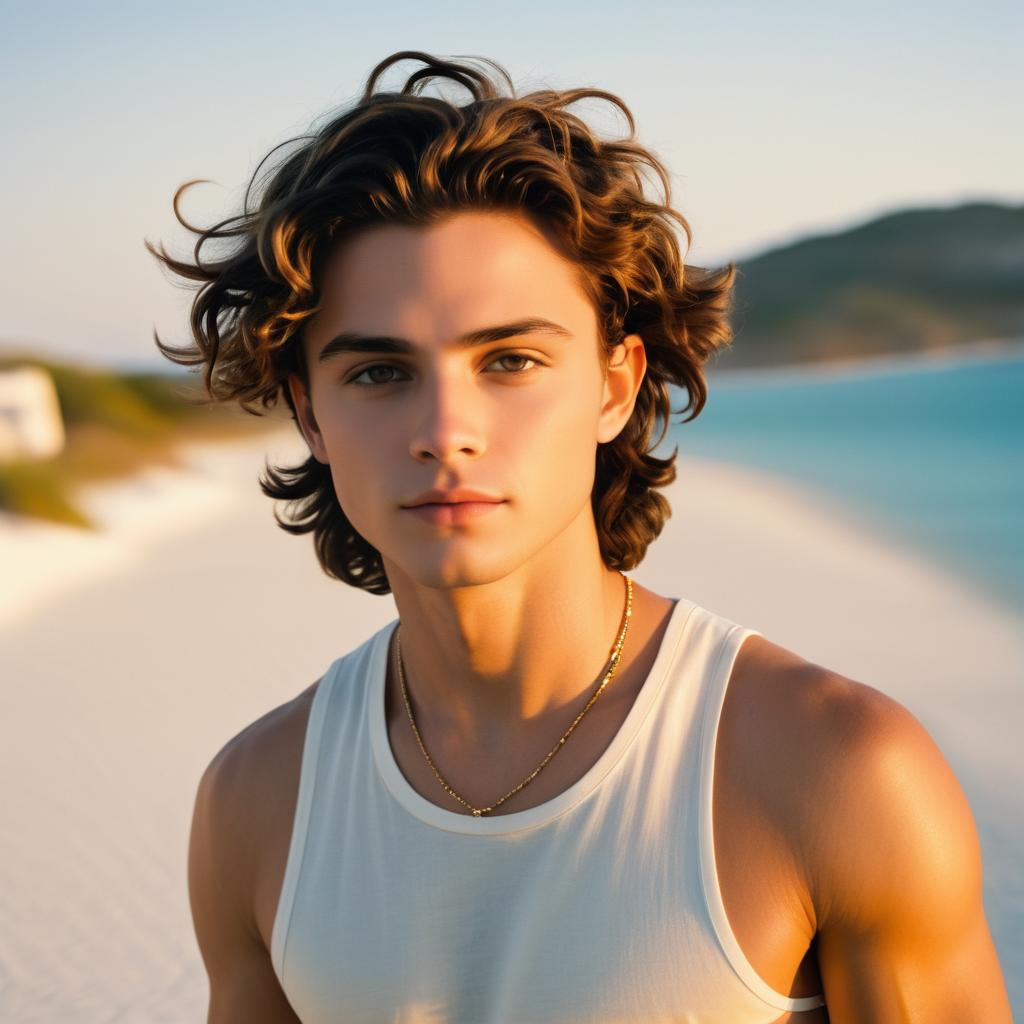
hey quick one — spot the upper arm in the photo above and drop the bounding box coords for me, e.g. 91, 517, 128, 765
189, 736, 302, 1024
807, 683, 1013, 1021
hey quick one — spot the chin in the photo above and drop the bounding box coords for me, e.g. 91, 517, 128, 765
382, 545, 530, 593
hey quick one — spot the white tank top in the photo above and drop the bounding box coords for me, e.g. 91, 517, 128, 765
271, 597, 827, 1021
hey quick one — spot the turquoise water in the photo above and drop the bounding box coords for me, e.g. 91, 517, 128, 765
661, 346, 1024, 614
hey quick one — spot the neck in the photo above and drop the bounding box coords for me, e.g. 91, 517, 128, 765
382, 549, 635, 749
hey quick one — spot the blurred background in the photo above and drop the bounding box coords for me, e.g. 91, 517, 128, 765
1, 1, 1021, 1020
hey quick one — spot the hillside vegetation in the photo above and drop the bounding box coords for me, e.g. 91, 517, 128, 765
714, 201, 1024, 369
0, 352, 287, 527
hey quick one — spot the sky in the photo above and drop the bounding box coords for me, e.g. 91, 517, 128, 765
1, 0, 1021, 370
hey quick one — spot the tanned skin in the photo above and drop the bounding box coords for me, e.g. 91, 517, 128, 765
188, 211, 1013, 1022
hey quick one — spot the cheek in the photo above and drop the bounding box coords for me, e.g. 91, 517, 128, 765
312, 402, 391, 517
502, 380, 601, 497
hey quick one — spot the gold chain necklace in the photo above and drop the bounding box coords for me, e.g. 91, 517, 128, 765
393, 572, 634, 817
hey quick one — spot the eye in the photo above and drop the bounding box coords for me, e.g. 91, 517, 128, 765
347, 364, 410, 387
489, 353, 538, 374
345, 352, 539, 387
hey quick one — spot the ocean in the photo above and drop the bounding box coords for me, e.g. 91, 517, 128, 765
663, 342, 1024, 615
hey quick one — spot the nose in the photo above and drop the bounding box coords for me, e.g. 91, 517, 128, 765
408, 367, 486, 464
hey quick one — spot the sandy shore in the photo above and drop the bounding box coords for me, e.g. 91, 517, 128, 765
1, 428, 1021, 1020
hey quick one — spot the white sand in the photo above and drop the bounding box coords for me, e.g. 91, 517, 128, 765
1, 429, 1021, 1021
0, 432, 288, 629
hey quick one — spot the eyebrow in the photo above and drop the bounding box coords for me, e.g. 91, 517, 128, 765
316, 317, 572, 365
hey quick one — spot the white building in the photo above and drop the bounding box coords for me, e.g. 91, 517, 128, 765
0, 366, 66, 462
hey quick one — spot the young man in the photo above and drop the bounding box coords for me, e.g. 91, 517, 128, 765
155, 52, 1012, 1022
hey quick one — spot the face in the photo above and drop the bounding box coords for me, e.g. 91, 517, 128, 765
290, 209, 646, 590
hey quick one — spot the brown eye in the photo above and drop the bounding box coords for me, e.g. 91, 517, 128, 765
348, 364, 408, 387
490, 353, 537, 374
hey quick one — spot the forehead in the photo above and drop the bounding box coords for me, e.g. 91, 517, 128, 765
313, 210, 597, 335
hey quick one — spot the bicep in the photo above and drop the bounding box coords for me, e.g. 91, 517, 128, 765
189, 755, 302, 1024
818, 898, 1008, 1021
809, 694, 1013, 1021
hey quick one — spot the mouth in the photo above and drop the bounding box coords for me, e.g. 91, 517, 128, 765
403, 500, 506, 525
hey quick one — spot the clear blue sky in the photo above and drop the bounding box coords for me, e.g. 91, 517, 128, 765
2, 0, 1021, 369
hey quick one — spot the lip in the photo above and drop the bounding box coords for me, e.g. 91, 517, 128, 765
403, 501, 506, 526
403, 487, 504, 507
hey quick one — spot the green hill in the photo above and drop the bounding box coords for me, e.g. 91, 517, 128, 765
714, 200, 1024, 369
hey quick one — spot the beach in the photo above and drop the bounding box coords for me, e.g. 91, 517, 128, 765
1, 427, 1021, 1021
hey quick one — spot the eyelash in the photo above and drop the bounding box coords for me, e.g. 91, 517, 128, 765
345, 352, 541, 388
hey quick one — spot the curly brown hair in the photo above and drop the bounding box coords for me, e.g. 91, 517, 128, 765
146, 51, 737, 595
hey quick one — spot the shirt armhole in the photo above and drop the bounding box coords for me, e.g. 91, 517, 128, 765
697, 624, 827, 1013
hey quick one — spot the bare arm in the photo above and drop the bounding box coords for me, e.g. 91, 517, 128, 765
809, 684, 1013, 1021
189, 740, 302, 1024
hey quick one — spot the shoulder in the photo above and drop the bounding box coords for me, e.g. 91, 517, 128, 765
195, 677, 321, 835
197, 679, 320, 814
190, 679, 322, 927
187, 684, 322, 1016
729, 635, 981, 934
728, 632, 951, 800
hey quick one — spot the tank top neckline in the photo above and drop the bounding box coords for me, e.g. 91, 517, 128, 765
367, 596, 696, 836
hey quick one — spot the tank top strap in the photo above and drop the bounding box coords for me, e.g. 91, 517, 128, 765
271, 653, 347, 979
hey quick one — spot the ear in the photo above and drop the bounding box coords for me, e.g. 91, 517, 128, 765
287, 373, 330, 465
596, 333, 647, 444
